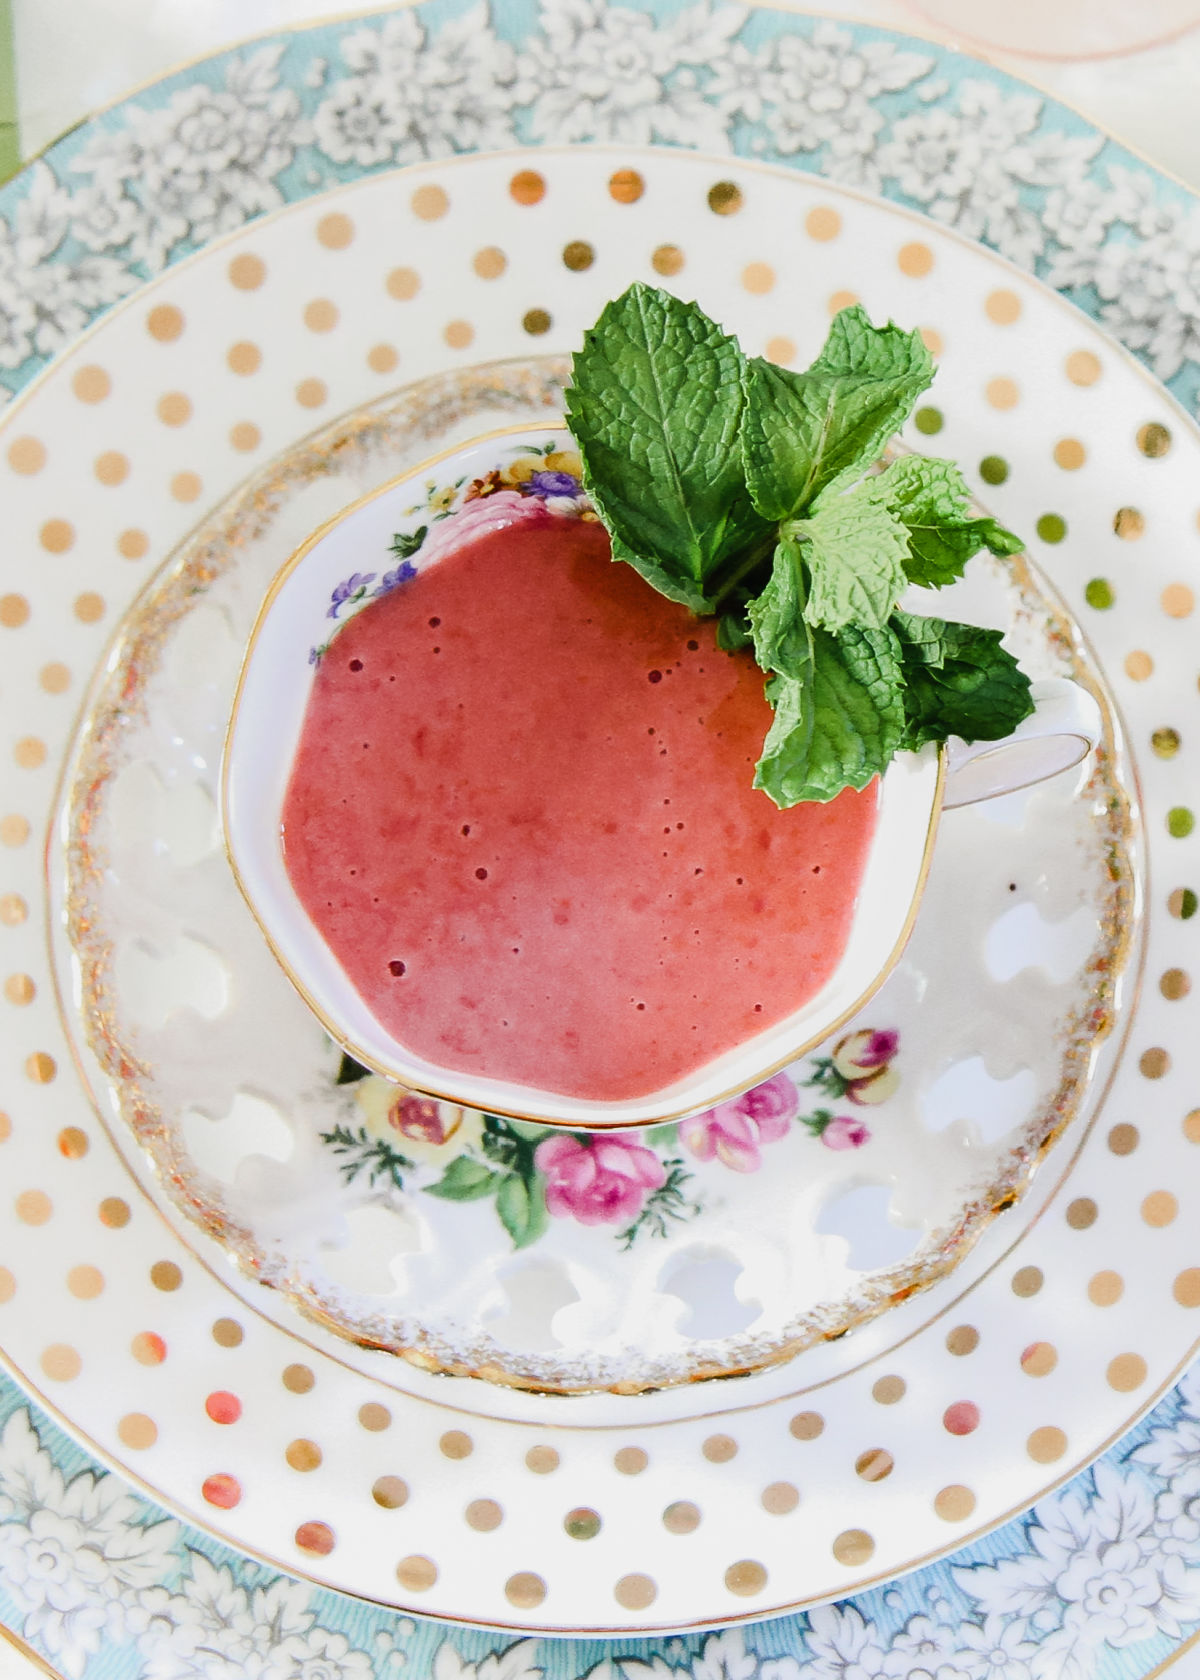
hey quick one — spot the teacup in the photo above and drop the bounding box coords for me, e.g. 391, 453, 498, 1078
222, 425, 1101, 1130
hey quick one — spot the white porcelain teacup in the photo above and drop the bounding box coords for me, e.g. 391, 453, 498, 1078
222, 425, 1101, 1130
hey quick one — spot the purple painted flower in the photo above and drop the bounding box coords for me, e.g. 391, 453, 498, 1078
821, 1116, 871, 1150
526, 470, 582, 498
680, 1073, 799, 1173
327, 571, 377, 619
375, 560, 417, 595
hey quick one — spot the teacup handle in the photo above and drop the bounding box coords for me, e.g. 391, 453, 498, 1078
942, 677, 1102, 810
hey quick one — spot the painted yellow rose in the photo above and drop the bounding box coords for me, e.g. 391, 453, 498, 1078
500, 454, 539, 485
544, 450, 583, 477
429, 484, 458, 515
355, 1077, 485, 1167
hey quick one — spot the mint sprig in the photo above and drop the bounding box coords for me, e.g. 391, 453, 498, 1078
564, 284, 1034, 807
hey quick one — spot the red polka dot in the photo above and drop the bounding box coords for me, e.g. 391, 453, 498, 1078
943, 1401, 980, 1436
295, 1520, 335, 1555
202, 1473, 241, 1509
205, 1391, 242, 1424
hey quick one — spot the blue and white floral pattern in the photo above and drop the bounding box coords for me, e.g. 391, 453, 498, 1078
5, 2, 1200, 1675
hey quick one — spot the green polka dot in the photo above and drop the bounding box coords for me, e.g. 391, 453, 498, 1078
1085, 578, 1114, 609
1037, 514, 1067, 543
914, 407, 943, 436
1178, 889, 1199, 920
1153, 728, 1182, 759
1169, 807, 1195, 839
979, 456, 1008, 485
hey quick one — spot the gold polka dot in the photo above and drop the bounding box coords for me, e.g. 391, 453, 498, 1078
829, 289, 859, 314
832, 1531, 874, 1567
509, 171, 544, 206
283, 1363, 315, 1393
386, 266, 421, 301
1066, 1197, 1097, 1229
505, 1572, 546, 1609
396, 1555, 437, 1592
791, 1407, 828, 1435
440, 1429, 473, 1459
708, 181, 743, 216
522, 309, 552, 336
1108, 1122, 1140, 1154
1160, 970, 1190, 1003
871, 1376, 906, 1404
412, 185, 449, 221
663, 1500, 701, 1533
229, 253, 265, 290
72, 365, 111, 403
766, 336, 796, 366
94, 450, 129, 486
615, 1446, 648, 1474
41, 1343, 80, 1381
227, 341, 261, 376
1137, 421, 1172, 457
0, 816, 28, 846
67, 1264, 104, 1299
1114, 506, 1145, 540
57, 1127, 88, 1158
1027, 1426, 1067, 1463
99, 1196, 130, 1228
761, 1481, 799, 1515
118, 528, 149, 560
1182, 1110, 1200, 1143
610, 169, 644, 204
0, 1268, 13, 1302
517, 1446, 556, 1477
1125, 651, 1154, 684
303, 298, 338, 333
151, 1260, 182, 1291
920, 327, 943, 357
1020, 1341, 1057, 1376
934, 1484, 976, 1521
1013, 1265, 1043, 1297
1145, 1190, 1180, 1227
1174, 1268, 1200, 1307
6, 973, 35, 1005
373, 1475, 408, 1508
472, 248, 506, 280
615, 1573, 657, 1610
40, 662, 70, 694
1163, 584, 1195, 618
118, 1413, 157, 1450
1089, 1269, 1124, 1305
805, 206, 841, 241
359, 1402, 390, 1431
15, 737, 45, 770
702, 1433, 737, 1463
16, 1190, 51, 1224
652, 244, 684, 277
147, 304, 184, 342
170, 471, 202, 502
0, 594, 28, 626
1066, 350, 1101, 386
742, 262, 775, 295
1107, 1353, 1147, 1392
466, 1498, 502, 1531
25, 1052, 55, 1084
367, 344, 398, 374
285, 1438, 322, 1471
444, 321, 474, 350
986, 377, 1019, 410
946, 1324, 979, 1356
0, 1111, 9, 1141
39, 518, 74, 557
317, 213, 354, 249
1140, 1048, 1170, 1080
855, 1448, 894, 1482
295, 379, 327, 410
985, 290, 1021, 325
562, 241, 594, 272
157, 391, 192, 426
130, 1331, 165, 1364
229, 422, 261, 454
0, 894, 27, 925
898, 242, 934, 277
1054, 438, 1086, 470
212, 1318, 243, 1347
7, 436, 46, 474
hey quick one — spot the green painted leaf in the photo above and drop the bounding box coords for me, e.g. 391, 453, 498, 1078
424, 1155, 500, 1202
891, 610, 1035, 746
496, 1172, 550, 1249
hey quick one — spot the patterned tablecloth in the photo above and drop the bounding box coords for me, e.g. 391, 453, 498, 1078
5, 4, 1200, 1676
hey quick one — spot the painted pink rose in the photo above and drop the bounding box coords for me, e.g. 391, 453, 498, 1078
535, 1134, 666, 1226
832, 1029, 899, 1077
680, 1072, 799, 1173
417, 488, 552, 571
821, 1115, 871, 1150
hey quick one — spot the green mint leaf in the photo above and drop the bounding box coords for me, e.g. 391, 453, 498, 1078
496, 1172, 550, 1250
878, 457, 1024, 588
609, 531, 715, 615
891, 610, 1035, 747
791, 476, 910, 633
748, 535, 813, 679
716, 609, 753, 652
740, 305, 934, 518
754, 621, 905, 807
565, 283, 771, 595
424, 1155, 501, 1202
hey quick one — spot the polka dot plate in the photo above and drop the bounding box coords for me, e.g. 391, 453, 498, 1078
1, 145, 1198, 1635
